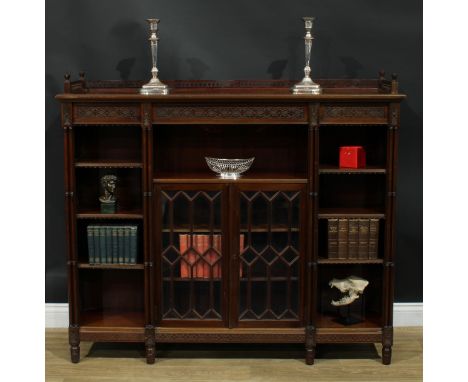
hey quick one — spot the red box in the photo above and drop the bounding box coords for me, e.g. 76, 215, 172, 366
339, 146, 366, 168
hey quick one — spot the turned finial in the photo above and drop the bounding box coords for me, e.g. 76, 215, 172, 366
379, 69, 386, 80
64, 73, 71, 92
79, 71, 85, 80
391, 73, 398, 94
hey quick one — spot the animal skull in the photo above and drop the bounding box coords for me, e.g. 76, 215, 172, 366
329, 275, 369, 306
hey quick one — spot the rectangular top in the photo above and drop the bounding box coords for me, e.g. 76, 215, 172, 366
55, 78, 406, 102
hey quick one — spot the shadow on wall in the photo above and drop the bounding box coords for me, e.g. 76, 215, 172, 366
186, 58, 211, 79
340, 56, 364, 78
267, 59, 288, 79
109, 20, 147, 80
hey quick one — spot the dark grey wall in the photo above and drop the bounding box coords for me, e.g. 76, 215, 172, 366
46, 0, 422, 302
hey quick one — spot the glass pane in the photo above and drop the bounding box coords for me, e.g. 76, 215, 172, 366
160, 189, 223, 321
238, 189, 302, 321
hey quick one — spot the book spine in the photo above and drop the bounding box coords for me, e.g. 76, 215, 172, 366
337, 218, 348, 259
203, 235, 210, 279
123, 226, 130, 264
179, 234, 189, 278
347, 219, 359, 259
93, 226, 100, 264
106, 226, 112, 263
368, 219, 379, 259
112, 226, 118, 264
118, 227, 125, 264
358, 219, 370, 259
130, 226, 137, 264
327, 219, 339, 259
196, 235, 206, 278
213, 234, 221, 278
99, 226, 106, 264
87, 225, 95, 264
188, 235, 196, 279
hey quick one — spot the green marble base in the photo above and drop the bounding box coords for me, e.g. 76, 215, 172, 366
100, 202, 116, 214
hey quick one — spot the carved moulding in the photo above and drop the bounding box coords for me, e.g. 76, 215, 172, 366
74, 104, 140, 122
153, 104, 307, 122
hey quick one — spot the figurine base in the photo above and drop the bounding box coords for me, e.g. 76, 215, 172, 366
140, 79, 169, 95
100, 202, 116, 214
333, 315, 363, 326
292, 82, 322, 95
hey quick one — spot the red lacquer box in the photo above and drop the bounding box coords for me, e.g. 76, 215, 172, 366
339, 146, 366, 168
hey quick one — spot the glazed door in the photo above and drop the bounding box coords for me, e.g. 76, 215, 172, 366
230, 183, 307, 327
154, 184, 229, 326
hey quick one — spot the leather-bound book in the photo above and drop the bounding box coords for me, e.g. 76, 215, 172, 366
327, 219, 339, 259
203, 235, 210, 279
123, 226, 130, 264
179, 234, 189, 278
214, 234, 222, 278
118, 226, 125, 264
358, 219, 370, 259
105, 226, 113, 264
129, 226, 137, 264
111, 226, 118, 264
337, 218, 348, 259
87, 225, 95, 264
347, 219, 359, 259
195, 235, 206, 278
368, 219, 379, 259
99, 226, 106, 264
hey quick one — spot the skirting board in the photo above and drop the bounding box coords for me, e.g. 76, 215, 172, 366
45, 303, 422, 328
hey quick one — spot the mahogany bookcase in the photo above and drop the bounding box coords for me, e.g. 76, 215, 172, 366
56, 73, 405, 365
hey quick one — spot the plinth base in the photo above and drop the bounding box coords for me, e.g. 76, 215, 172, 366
292, 82, 322, 95
140, 79, 169, 95
100, 202, 116, 214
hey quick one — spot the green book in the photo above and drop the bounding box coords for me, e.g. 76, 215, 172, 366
87, 225, 95, 264
93, 226, 100, 264
105, 226, 113, 263
112, 226, 119, 264
118, 227, 125, 264
99, 226, 106, 264
129, 226, 137, 264
124, 226, 130, 264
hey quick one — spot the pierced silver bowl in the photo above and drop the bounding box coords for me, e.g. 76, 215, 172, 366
205, 157, 255, 179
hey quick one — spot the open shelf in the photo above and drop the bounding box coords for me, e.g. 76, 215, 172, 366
80, 310, 145, 328
316, 312, 382, 329
318, 208, 385, 219
318, 258, 383, 265
154, 172, 307, 184
78, 263, 144, 270
74, 124, 141, 163
75, 160, 143, 169
75, 168, 142, 213
154, 124, 308, 179
76, 210, 143, 219
319, 165, 386, 174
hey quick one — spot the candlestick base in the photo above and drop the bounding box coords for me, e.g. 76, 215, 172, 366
292, 78, 322, 95
140, 77, 169, 95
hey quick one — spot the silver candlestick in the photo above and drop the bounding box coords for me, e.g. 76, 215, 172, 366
292, 17, 322, 95
140, 18, 169, 95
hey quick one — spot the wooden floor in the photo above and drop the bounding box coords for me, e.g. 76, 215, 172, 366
46, 327, 422, 382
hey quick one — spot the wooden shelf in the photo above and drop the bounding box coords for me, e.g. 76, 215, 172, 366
76, 210, 143, 219
163, 276, 299, 282
318, 208, 385, 219
162, 226, 298, 233
316, 313, 382, 329
154, 172, 308, 184
78, 263, 144, 270
319, 165, 386, 174
164, 277, 222, 282
75, 160, 143, 169
318, 258, 383, 265
80, 310, 145, 328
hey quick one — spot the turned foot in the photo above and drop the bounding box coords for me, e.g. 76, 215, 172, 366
305, 347, 315, 365
68, 324, 80, 363
382, 345, 392, 365
146, 344, 155, 364
145, 325, 155, 364
70, 344, 80, 363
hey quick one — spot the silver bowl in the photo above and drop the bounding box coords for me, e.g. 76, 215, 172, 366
205, 157, 255, 179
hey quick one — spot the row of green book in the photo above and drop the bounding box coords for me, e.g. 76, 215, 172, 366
328, 218, 379, 259
87, 225, 138, 264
